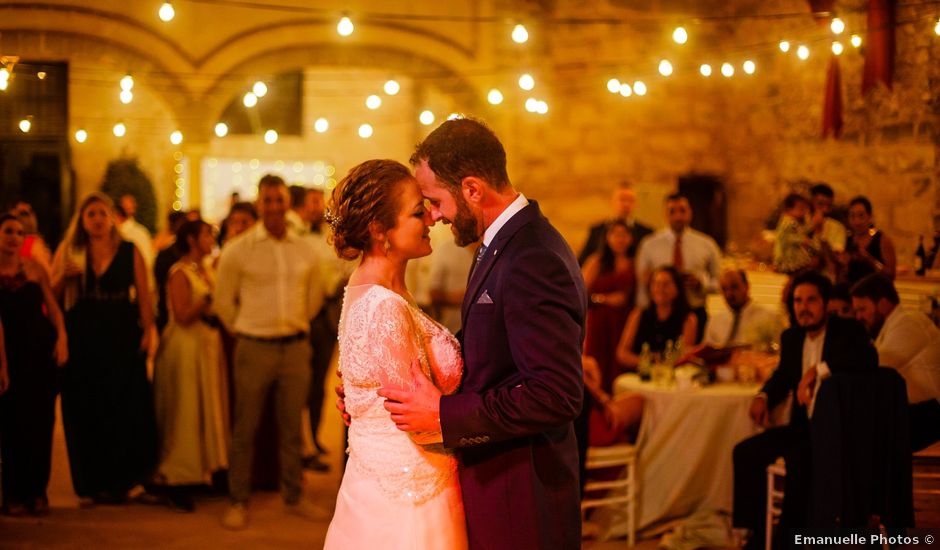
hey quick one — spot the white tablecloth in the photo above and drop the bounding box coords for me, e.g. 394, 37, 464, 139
612, 375, 761, 537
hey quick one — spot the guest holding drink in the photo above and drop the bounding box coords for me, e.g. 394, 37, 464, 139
0, 214, 68, 516
841, 196, 896, 284
51, 192, 158, 505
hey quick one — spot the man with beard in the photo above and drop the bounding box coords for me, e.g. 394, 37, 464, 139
850, 274, 940, 451
731, 271, 877, 550
376, 118, 586, 549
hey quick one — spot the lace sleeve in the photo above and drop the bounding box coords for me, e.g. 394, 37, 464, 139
365, 296, 424, 391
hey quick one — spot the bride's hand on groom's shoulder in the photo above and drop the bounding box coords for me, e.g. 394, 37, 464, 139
378, 359, 442, 433
335, 372, 352, 427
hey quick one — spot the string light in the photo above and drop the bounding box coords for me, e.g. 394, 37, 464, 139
633, 81, 647, 96
384, 80, 400, 95
742, 60, 756, 74
0, 67, 10, 82
120, 74, 134, 91
252, 81, 268, 97
672, 27, 688, 44
337, 16, 354, 36
18, 118, 31, 133
170, 130, 183, 145
243, 92, 258, 108
851, 34, 862, 47
518, 73, 535, 91
618, 83, 632, 97
525, 98, 539, 112
831, 41, 844, 55
314, 117, 329, 133
264, 129, 278, 144
512, 24, 529, 44
830, 17, 845, 35
37, 71, 46, 80
365, 95, 382, 109
158, 2, 175, 22
700, 64, 712, 77
536, 101, 548, 114
658, 60, 673, 76
797, 45, 810, 60
75, 129, 88, 143
487, 89, 504, 105
934, 18, 940, 36
358, 124, 373, 138
721, 62, 734, 77
779, 40, 791, 53
419, 110, 435, 125
447, 113, 460, 121
113, 122, 126, 137
215, 122, 228, 137
120, 90, 133, 104
606, 78, 620, 93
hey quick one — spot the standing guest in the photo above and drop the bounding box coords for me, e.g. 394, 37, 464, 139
702, 269, 783, 350
0, 214, 68, 516
850, 274, 940, 451
841, 196, 896, 284
826, 283, 854, 319
153, 220, 229, 512
616, 266, 697, 369
808, 184, 847, 281
635, 193, 721, 341
50, 192, 158, 505
215, 175, 324, 530
732, 271, 877, 550
578, 182, 652, 264
582, 220, 636, 391
115, 195, 155, 269
427, 228, 475, 334
773, 193, 816, 275
12, 201, 52, 276
153, 211, 188, 253
154, 211, 190, 332
219, 202, 257, 247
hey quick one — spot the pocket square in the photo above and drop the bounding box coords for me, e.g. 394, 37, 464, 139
476, 290, 494, 304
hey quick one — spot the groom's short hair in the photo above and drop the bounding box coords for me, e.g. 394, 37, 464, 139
410, 117, 510, 192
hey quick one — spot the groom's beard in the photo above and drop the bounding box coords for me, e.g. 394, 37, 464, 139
451, 195, 480, 247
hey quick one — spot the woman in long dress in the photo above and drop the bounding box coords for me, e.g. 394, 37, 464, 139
0, 214, 68, 516
323, 159, 467, 549
51, 192, 158, 505
153, 219, 228, 512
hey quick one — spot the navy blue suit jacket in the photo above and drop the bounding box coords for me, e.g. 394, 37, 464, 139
440, 200, 587, 550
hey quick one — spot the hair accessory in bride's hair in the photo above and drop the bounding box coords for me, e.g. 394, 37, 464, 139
325, 208, 342, 230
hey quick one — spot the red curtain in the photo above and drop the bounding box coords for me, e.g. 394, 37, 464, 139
862, 0, 896, 93
822, 58, 844, 137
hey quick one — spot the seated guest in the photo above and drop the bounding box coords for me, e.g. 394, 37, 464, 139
826, 283, 854, 319
702, 269, 783, 351
808, 184, 847, 281
582, 356, 643, 446
732, 271, 877, 550
578, 182, 652, 264
850, 274, 940, 452
841, 196, 896, 283
616, 266, 696, 369
773, 193, 816, 275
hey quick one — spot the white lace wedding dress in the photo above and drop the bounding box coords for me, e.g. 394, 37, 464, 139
324, 284, 467, 549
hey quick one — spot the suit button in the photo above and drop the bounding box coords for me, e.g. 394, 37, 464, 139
482, 436, 490, 442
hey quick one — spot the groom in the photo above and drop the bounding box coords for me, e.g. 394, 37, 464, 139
380, 118, 587, 549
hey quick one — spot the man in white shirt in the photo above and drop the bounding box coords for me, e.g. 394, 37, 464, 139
115, 195, 154, 270
809, 183, 847, 281
703, 269, 784, 350
635, 193, 722, 339
215, 175, 325, 529
850, 274, 940, 451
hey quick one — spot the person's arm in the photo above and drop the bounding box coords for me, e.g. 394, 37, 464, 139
760, 327, 800, 410
634, 239, 652, 308
305, 246, 324, 322
31, 260, 68, 366
581, 254, 601, 292
50, 244, 80, 299
876, 314, 923, 370
213, 244, 241, 332
615, 309, 643, 367
438, 247, 584, 447
702, 237, 722, 294
132, 245, 155, 352
31, 238, 53, 277
166, 268, 210, 327
880, 233, 897, 279
681, 313, 697, 348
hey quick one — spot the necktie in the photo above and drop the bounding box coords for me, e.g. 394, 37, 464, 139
468, 242, 488, 281
725, 310, 742, 346
673, 233, 684, 271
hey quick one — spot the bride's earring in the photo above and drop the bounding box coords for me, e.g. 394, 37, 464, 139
384, 239, 391, 255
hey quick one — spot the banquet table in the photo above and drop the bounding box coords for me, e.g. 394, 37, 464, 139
610, 374, 762, 539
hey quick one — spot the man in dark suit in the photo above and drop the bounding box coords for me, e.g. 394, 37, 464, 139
732, 271, 877, 549
578, 183, 652, 264
379, 118, 586, 549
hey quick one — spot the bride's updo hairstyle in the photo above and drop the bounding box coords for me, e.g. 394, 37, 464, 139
328, 159, 414, 260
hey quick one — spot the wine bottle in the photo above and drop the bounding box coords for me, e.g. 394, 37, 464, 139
915, 235, 927, 276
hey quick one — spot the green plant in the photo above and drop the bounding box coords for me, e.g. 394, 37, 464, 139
100, 158, 158, 233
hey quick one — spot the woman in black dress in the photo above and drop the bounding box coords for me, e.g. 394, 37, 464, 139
51, 193, 157, 505
842, 195, 896, 284
0, 213, 68, 516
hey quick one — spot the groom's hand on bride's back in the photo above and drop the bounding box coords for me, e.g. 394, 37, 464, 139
379, 359, 442, 433
335, 371, 352, 427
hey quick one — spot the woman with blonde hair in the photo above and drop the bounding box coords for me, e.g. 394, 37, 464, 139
51, 192, 158, 505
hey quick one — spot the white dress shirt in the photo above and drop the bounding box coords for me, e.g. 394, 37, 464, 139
214, 223, 323, 338
119, 218, 154, 268
482, 193, 529, 247
703, 300, 785, 349
875, 307, 940, 404
635, 227, 722, 308
803, 328, 828, 417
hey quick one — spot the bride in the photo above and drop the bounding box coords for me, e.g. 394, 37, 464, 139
323, 159, 467, 549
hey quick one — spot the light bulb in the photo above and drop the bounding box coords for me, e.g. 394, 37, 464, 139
18, 118, 31, 133
607, 78, 621, 93
721, 63, 734, 77
518, 73, 535, 91
113, 122, 126, 137
832, 41, 844, 55
0, 68, 9, 81
158, 2, 175, 22
358, 124, 373, 138
243, 92, 258, 108
214, 122, 228, 137
120, 90, 133, 104
264, 129, 278, 144
365, 95, 382, 109
633, 81, 647, 96
487, 89, 504, 105
0, 80, 7, 91
779, 40, 791, 53
170, 130, 183, 145
830, 17, 845, 35
851, 34, 862, 48
447, 113, 460, 120
619, 83, 632, 97
75, 129, 88, 143
797, 45, 810, 60
658, 60, 673, 77
934, 19, 939, 36
524, 98, 539, 112
337, 16, 354, 36
743, 60, 756, 75
672, 27, 688, 44
314, 118, 329, 133
536, 101, 548, 114
419, 110, 435, 125
384, 80, 400, 95
700, 64, 712, 77
512, 24, 529, 44
252, 81, 268, 97
120, 74, 134, 91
